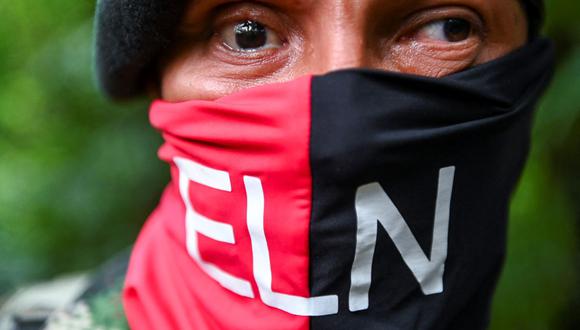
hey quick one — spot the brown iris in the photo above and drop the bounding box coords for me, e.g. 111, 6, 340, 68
233, 20, 268, 51
442, 18, 472, 42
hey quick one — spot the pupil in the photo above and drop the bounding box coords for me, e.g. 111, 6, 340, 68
443, 19, 471, 42
234, 21, 267, 50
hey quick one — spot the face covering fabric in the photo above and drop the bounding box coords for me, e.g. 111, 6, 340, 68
123, 39, 554, 330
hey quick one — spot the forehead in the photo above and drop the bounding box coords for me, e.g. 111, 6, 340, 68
185, 0, 503, 17
187, 0, 501, 7
190, 0, 317, 10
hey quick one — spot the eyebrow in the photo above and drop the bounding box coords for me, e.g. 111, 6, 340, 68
188, 0, 314, 14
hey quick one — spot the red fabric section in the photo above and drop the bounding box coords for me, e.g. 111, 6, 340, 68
124, 76, 313, 330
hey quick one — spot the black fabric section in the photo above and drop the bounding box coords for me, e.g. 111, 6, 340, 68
308, 39, 554, 330
94, 0, 187, 100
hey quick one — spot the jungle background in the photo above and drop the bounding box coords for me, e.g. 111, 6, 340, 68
0, 0, 578, 329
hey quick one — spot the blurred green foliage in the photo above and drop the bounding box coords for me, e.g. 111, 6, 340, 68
489, 1, 580, 328
0, 0, 167, 293
0, 0, 577, 329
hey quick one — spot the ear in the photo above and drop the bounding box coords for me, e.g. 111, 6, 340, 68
520, 0, 545, 39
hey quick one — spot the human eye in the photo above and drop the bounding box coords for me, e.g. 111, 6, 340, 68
389, 7, 486, 76
219, 20, 283, 53
400, 7, 485, 46
415, 18, 475, 43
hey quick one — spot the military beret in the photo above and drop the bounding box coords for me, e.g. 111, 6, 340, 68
94, 0, 545, 101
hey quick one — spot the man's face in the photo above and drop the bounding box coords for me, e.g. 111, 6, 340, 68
160, 0, 528, 101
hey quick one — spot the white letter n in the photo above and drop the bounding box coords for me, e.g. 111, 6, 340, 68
349, 166, 455, 312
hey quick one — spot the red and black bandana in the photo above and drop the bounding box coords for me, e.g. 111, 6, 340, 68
123, 39, 554, 330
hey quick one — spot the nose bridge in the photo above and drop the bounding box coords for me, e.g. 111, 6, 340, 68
310, 3, 369, 73
323, 31, 367, 72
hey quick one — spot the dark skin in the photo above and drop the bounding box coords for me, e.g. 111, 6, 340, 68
160, 0, 528, 101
